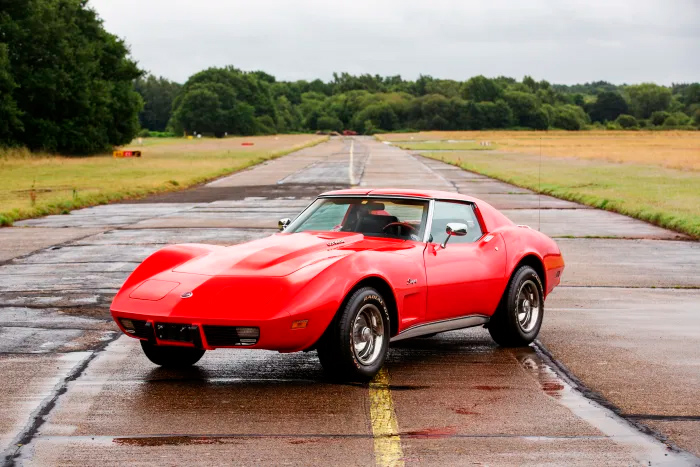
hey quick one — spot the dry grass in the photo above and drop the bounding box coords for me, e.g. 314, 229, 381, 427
377, 131, 700, 171
0, 134, 327, 226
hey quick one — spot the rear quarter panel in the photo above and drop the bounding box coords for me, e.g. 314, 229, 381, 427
498, 226, 565, 297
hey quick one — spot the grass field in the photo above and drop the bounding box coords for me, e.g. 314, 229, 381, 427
393, 141, 499, 151
0, 134, 328, 226
377, 131, 700, 237
379, 130, 700, 171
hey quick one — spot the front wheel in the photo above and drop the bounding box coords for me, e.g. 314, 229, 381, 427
488, 265, 544, 347
317, 287, 390, 382
140, 341, 205, 368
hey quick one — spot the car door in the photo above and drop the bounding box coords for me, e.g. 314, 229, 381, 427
423, 201, 507, 322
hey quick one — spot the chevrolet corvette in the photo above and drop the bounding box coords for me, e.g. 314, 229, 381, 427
111, 189, 565, 381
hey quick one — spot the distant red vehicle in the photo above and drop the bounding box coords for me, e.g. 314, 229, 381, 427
342, 130, 357, 136
111, 189, 564, 381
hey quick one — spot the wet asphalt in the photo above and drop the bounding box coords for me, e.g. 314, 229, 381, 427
0, 137, 698, 466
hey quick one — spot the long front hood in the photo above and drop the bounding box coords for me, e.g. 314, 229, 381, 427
172, 231, 393, 277
112, 272, 294, 322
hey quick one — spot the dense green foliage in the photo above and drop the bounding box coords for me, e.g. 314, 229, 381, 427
158, 71, 699, 136
133, 75, 181, 132
168, 67, 277, 137
0, 1, 697, 155
0, 0, 143, 154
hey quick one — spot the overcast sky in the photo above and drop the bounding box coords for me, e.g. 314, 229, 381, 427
90, 0, 699, 85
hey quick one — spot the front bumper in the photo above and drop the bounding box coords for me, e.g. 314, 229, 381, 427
112, 310, 313, 352
111, 270, 339, 353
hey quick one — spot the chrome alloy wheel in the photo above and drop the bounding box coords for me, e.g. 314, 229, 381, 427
351, 303, 385, 366
516, 279, 541, 333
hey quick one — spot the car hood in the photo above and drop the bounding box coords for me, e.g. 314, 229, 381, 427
172, 231, 411, 277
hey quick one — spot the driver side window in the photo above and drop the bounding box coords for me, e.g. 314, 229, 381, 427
430, 201, 483, 244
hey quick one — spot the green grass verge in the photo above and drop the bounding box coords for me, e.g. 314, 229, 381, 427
423, 151, 700, 238
0, 136, 328, 226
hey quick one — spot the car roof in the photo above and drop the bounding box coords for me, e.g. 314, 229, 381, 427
320, 188, 481, 204
319, 188, 515, 232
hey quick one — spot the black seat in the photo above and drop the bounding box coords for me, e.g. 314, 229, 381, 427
357, 214, 398, 234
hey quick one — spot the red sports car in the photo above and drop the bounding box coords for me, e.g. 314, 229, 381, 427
111, 189, 564, 381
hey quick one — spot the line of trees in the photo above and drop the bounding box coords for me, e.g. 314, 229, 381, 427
1, 0, 142, 154
138, 70, 700, 137
1, 1, 698, 155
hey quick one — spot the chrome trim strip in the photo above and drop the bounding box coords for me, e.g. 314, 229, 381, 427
390, 314, 490, 342
423, 199, 435, 243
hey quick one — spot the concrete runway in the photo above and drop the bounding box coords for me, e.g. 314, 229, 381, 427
1, 137, 698, 466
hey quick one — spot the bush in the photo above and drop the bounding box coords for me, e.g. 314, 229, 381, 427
316, 115, 343, 132
552, 105, 588, 130
662, 112, 691, 128
256, 115, 277, 134
149, 131, 177, 138
650, 111, 670, 126
615, 114, 638, 129
671, 111, 691, 125
587, 91, 629, 123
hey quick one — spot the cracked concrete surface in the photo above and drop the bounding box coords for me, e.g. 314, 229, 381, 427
0, 136, 698, 465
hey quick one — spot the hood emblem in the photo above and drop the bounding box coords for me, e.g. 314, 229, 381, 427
326, 239, 345, 247
181, 292, 193, 299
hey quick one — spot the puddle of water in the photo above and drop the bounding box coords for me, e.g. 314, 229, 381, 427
515, 346, 698, 466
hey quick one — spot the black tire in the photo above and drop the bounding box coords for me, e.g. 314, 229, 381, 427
140, 341, 205, 368
317, 287, 390, 382
488, 265, 544, 347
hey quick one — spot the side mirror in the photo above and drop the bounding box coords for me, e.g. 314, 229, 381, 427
440, 222, 468, 249
278, 218, 291, 232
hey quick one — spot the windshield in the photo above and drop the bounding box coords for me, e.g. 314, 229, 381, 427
286, 197, 429, 241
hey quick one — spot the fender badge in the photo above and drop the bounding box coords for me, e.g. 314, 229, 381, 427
406, 278, 417, 285
326, 239, 345, 247
181, 292, 193, 299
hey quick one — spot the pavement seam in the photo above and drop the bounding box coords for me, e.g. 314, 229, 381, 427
34, 433, 612, 442
624, 415, 700, 422
0, 229, 113, 268
532, 340, 696, 458
407, 153, 459, 192
1, 333, 121, 467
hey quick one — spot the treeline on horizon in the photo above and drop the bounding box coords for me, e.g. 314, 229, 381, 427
1, 0, 699, 155
138, 70, 700, 140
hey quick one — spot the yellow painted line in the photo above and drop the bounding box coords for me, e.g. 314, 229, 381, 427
369, 367, 404, 467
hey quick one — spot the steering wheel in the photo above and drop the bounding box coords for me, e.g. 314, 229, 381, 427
382, 222, 418, 237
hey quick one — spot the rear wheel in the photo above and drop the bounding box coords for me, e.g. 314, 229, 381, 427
317, 287, 390, 382
488, 265, 544, 347
140, 341, 205, 368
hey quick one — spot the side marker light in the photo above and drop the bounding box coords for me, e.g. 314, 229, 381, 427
291, 320, 308, 329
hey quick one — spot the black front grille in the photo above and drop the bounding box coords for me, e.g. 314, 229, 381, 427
155, 322, 200, 344
203, 326, 259, 347
130, 320, 153, 339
